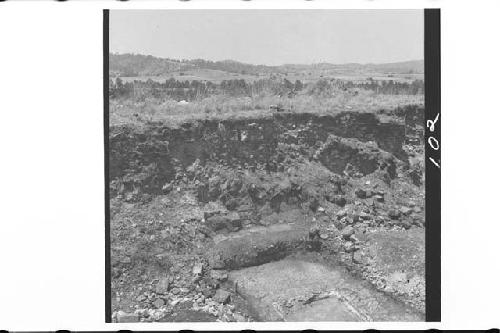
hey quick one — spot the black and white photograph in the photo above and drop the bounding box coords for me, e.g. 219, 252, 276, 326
107, 9, 431, 323
5, 0, 500, 330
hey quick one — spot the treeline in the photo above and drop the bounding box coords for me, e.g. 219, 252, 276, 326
109, 77, 424, 101
109, 77, 304, 100
345, 79, 424, 95
308, 78, 424, 96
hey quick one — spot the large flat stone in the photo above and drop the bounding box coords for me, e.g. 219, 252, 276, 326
229, 257, 424, 322
208, 224, 308, 270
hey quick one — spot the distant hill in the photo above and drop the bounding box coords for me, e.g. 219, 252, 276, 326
109, 53, 424, 78
109, 53, 280, 77
366, 60, 424, 74
109, 54, 186, 77
280, 60, 423, 74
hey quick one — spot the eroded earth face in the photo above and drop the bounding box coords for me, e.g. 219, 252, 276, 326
110, 107, 425, 322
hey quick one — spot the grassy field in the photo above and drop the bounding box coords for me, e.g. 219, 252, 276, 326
118, 69, 264, 84
116, 69, 423, 85
110, 89, 423, 128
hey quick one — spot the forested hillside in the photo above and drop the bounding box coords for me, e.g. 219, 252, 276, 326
110, 53, 423, 77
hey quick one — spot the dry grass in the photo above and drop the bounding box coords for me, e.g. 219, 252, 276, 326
119, 69, 263, 84
110, 90, 424, 128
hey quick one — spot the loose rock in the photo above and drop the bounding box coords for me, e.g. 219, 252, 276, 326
193, 262, 204, 276
153, 298, 165, 308
336, 209, 348, 219
156, 278, 170, 294
233, 313, 247, 322
344, 241, 356, 253
400, 206, 413, 215
355, 188, 367, 199
341, 226, 355, 240
116, 311, 139, 323
210, 269, 228, 282
388, 209, 401, 220
213, 289, 231, 304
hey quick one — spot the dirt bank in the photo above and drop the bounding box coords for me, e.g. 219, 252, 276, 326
109, 111, 409, 199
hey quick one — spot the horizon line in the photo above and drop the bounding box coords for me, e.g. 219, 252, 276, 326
109, 52, 424, 68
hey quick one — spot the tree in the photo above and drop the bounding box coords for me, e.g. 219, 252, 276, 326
114, 77, 125, 96
283, 78, 294, 90
294, 80, 304, 91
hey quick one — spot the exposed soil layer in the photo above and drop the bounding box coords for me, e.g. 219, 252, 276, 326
110, 106, 425, 322
110, 111, 408, 198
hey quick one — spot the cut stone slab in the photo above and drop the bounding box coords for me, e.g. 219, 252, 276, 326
208, 224, 308, 270
229, 258, 424, 322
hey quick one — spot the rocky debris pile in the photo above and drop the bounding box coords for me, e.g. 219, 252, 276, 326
336, 229, 426, 314
112, 256, 250, 323
197, 166, 295, 206
191, 163, 331, 230
326, 203, 422, 235
110, 148, 424, 319
109, 109, 411, 202
314, 135, 397, 182
402, 144, 425, 187
113, 292, 247, 323
110, 109, 425, 321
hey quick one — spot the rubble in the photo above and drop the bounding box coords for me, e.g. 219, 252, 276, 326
110, 108, 425, 321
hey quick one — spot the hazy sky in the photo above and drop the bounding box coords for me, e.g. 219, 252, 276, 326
110, 10, 423, 66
